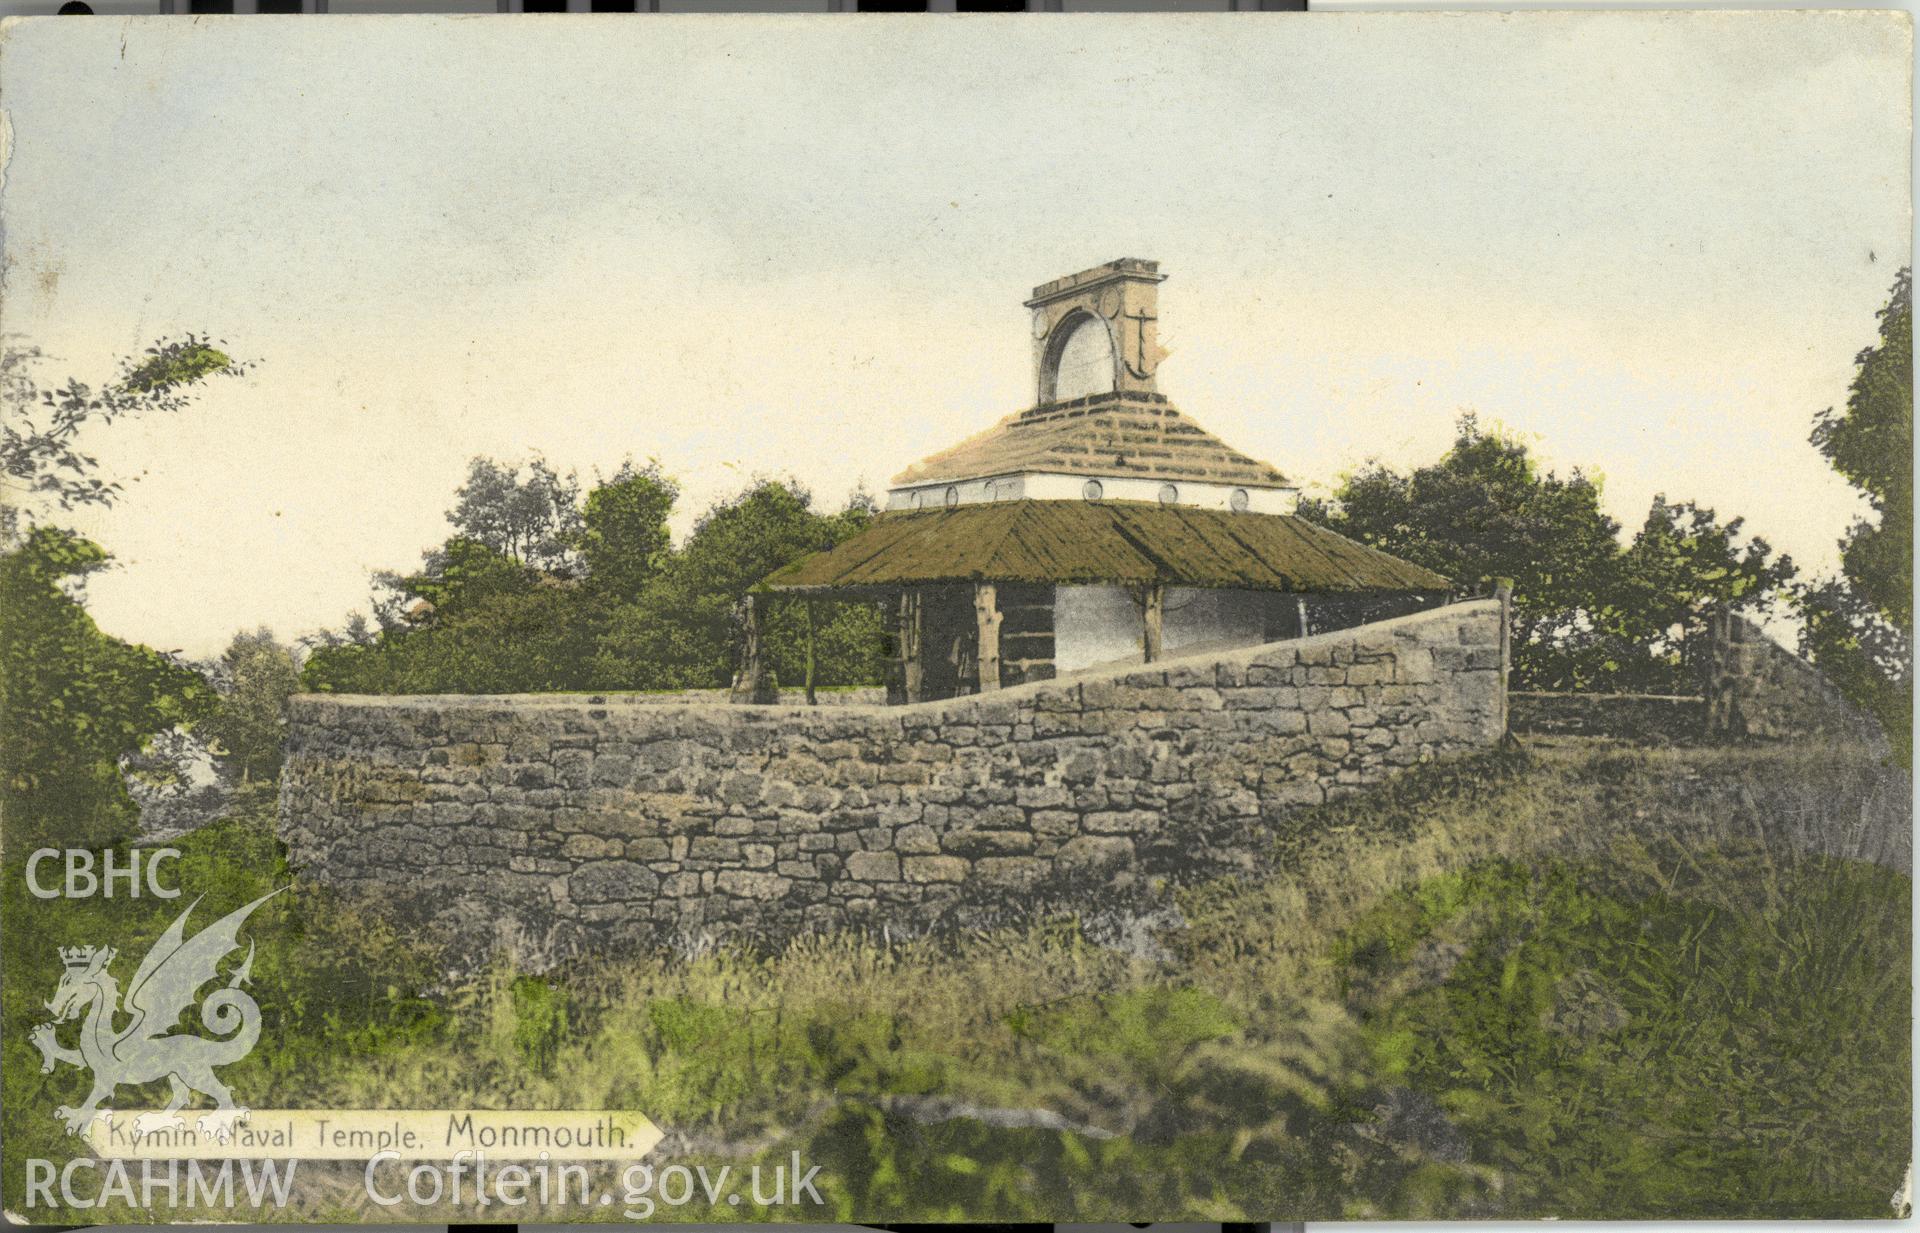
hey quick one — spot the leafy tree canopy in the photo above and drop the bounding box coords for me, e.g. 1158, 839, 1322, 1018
1300, 416, 1797, 692
1801, 268, 1913, 758
446, 455, 583, 573
577, 459, 678, 601
591, 480, 883, 692
1299, 415, 1621, 632
2, 334, 247, 542
386, 536, 543, 622
200, 628, 303, 785
0, 334, 247, 847
1610, 496, 1796, 661
0, 528, 213, 848
1811, 267, 1911, 628
305, 464, 886, 697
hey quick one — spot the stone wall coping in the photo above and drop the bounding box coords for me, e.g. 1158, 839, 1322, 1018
288, 598, 1501, 717
1510, 690, 1703, 704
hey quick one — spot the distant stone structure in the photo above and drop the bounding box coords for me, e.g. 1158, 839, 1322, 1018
1701, 611, 1880, 743
1507, 692, 1705, 742
1508, 610, 1879, 746
278, 600, 1506, 966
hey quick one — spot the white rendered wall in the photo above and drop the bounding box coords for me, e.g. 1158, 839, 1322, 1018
886, 471, 1299, 514
1054, 585, 1143, 672
1054, 584, 1274, 673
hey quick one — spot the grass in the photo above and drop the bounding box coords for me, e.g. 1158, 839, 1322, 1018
2, 737, 1909, 1222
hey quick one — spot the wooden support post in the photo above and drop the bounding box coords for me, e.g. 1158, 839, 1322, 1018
1493, 577, 1513, 736
974, 582, 1003, 692
729, 593, 772, 704
802, 600, 817, 706
1141, 582, 1165, 664
899, 589, 924, 704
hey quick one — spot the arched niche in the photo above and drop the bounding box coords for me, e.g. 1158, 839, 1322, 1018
1040, 310, 1118, 403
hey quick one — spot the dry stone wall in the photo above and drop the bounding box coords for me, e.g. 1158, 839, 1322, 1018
1509, 692, 1707, 742
1703, 613, 1881, 743
592, 687, 887, 708
277, 600, 1504, 965
1491, 616, 1875, 747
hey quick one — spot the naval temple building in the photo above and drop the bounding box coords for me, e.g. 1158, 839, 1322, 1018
276, 261, 1862, 959
739, 259, 1453, 703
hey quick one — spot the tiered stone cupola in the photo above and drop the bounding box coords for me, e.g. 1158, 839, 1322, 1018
885, 260, 1301, 516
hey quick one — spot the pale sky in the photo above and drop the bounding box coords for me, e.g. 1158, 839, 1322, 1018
0, 12, 1909, 657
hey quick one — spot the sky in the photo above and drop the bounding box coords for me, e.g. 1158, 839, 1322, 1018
0, 11, 1910, 658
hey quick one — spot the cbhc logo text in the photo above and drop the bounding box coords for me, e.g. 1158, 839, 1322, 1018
26, 849, 181, 899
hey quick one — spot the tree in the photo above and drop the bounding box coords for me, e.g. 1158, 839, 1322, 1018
0, 528, 213, 848
759, 493, 887, 692
577, 459, 678, 600
592, 481, 885, 691
1, 335, 246, 544
0, 335, 246, 847
1812, 269, 1911, 629
304, 469, 886, 697
1800, 578, 1910, 755
303, 581, 598, 695
392, 536, 544, 618
1300, 417, 1799, 693
1299, 417, 1624, 689
305, 457, 602, 695
301, 540, 601, 695
1606, 497, 1796, 690
1801, 268, 1913, 756
201, 628, 303, 785
445, 455, 583, 573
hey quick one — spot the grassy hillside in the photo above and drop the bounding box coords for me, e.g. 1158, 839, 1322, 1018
3, 737, 1909, 1222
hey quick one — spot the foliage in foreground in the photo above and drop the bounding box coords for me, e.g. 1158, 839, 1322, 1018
1, 739, 1908, 1222
1, 336, 247, 850
0, 528, 214, 849
1343, 848, 1908, 1216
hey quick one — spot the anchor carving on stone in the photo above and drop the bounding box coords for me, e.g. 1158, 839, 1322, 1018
1123, 306, 1164, 380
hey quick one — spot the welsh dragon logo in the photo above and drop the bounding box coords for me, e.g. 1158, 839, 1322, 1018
30, 889, 281, 1143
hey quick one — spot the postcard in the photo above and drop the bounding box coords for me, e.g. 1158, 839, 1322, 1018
0, 11, 1911, 1224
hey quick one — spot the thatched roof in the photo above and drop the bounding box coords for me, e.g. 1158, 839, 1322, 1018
762, 501, 1450, 594
891, 393, 1291, 490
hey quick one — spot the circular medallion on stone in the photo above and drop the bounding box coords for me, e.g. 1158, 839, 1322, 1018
1082, 479, 1104, 501
1158, 482, 1179, 505
1230, 487, 1250, 512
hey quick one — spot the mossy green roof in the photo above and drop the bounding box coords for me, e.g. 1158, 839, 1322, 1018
762, 500, 1450, 593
